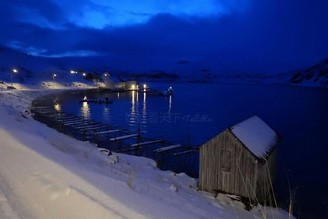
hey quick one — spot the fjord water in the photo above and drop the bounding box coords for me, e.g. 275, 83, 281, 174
60, 82, 328, 218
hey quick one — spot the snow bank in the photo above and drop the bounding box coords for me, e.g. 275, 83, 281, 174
0, 89, 293, 219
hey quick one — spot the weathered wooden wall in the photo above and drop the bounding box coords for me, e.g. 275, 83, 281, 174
199, 130, 258, 200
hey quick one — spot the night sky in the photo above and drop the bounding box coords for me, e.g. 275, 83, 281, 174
1, 0, 327, 73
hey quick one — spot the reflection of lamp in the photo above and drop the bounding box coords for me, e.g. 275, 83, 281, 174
131, 90, 135, 105
82, 102, 90, 118
168, 95, 172, 112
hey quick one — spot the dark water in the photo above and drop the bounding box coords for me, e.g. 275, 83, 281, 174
59, 82, 328, 219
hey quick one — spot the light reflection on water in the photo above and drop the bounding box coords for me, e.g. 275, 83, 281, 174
129, 90, 138, 127
103, 106, 109, 122
168, 95, 172, 113
141, 92, 147, 125
81, 102, 90, 118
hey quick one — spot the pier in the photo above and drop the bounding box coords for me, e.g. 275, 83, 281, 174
31, 100, 198, 176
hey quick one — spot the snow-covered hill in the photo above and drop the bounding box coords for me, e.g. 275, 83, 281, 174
0, 87, 294, 219
0, 45, 296, 218
0, 46, 100, 89
0, 46, 60, 79
289, 58, 328, 87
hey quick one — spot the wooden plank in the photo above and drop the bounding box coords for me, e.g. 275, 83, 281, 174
131, 140, 163, 147
74, 125, 103, 130
46, 114, 59, 118
57, 116, 81, 121
37, 111, 56, 115
90, 129, 120, 135
63, 120, 88, 126
31, 106, 51, 109
172, 149, 195, 156
110, 134, 138, 141
153, 144, 182, 153
80, 126, 108, 131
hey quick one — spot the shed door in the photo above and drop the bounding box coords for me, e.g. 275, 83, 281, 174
221, 149, 232, 192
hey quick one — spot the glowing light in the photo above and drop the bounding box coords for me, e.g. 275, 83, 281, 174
54, 103, 61, 112
83, 73, 86, 77
83, 96, 87, 100
11, 68, 18, 86
70, 70, 77, 74
52, 73, 57, 82
131, 84, 135, 90
143, 84, 147, 89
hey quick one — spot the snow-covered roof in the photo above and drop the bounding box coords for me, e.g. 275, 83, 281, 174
231, 116, 278, 159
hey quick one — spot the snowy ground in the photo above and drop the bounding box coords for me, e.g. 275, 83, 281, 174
0, 81, 294, 219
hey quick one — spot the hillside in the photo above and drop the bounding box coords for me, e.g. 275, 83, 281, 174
0, 82, 295, 219
1, 45, 327, 88
290, 58, 328, 87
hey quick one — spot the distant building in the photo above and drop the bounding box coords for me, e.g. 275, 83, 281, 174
199, 116, 279, 205
103, 76, 137, 90
103, 76, 115, 89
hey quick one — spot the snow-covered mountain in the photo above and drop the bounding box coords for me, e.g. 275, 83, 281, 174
289, 58, 328, 87
1, 45, 327, 88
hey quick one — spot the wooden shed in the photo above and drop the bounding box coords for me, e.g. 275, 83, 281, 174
199, 116, 279, 205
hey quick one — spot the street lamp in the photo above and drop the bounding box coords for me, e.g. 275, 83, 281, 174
11, 68, 18, 86
53, 73, 57, 82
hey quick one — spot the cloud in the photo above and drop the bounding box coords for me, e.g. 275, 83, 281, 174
0, 0, 327, 73
53, 0, 245, 28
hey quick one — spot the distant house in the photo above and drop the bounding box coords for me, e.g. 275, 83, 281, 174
103, 77, 137, 90
199, 116, 279, 205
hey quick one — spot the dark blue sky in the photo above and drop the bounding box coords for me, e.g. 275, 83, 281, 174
1, 0, 327, 73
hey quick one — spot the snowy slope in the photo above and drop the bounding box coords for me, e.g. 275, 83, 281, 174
0, 45, 297, 218
289, 58, 328, 87
0, 46, 60, 81
0, 89, 294, 218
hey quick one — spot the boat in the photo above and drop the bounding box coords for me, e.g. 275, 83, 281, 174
79, 97, 113, 104
163, 86, 173, 96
